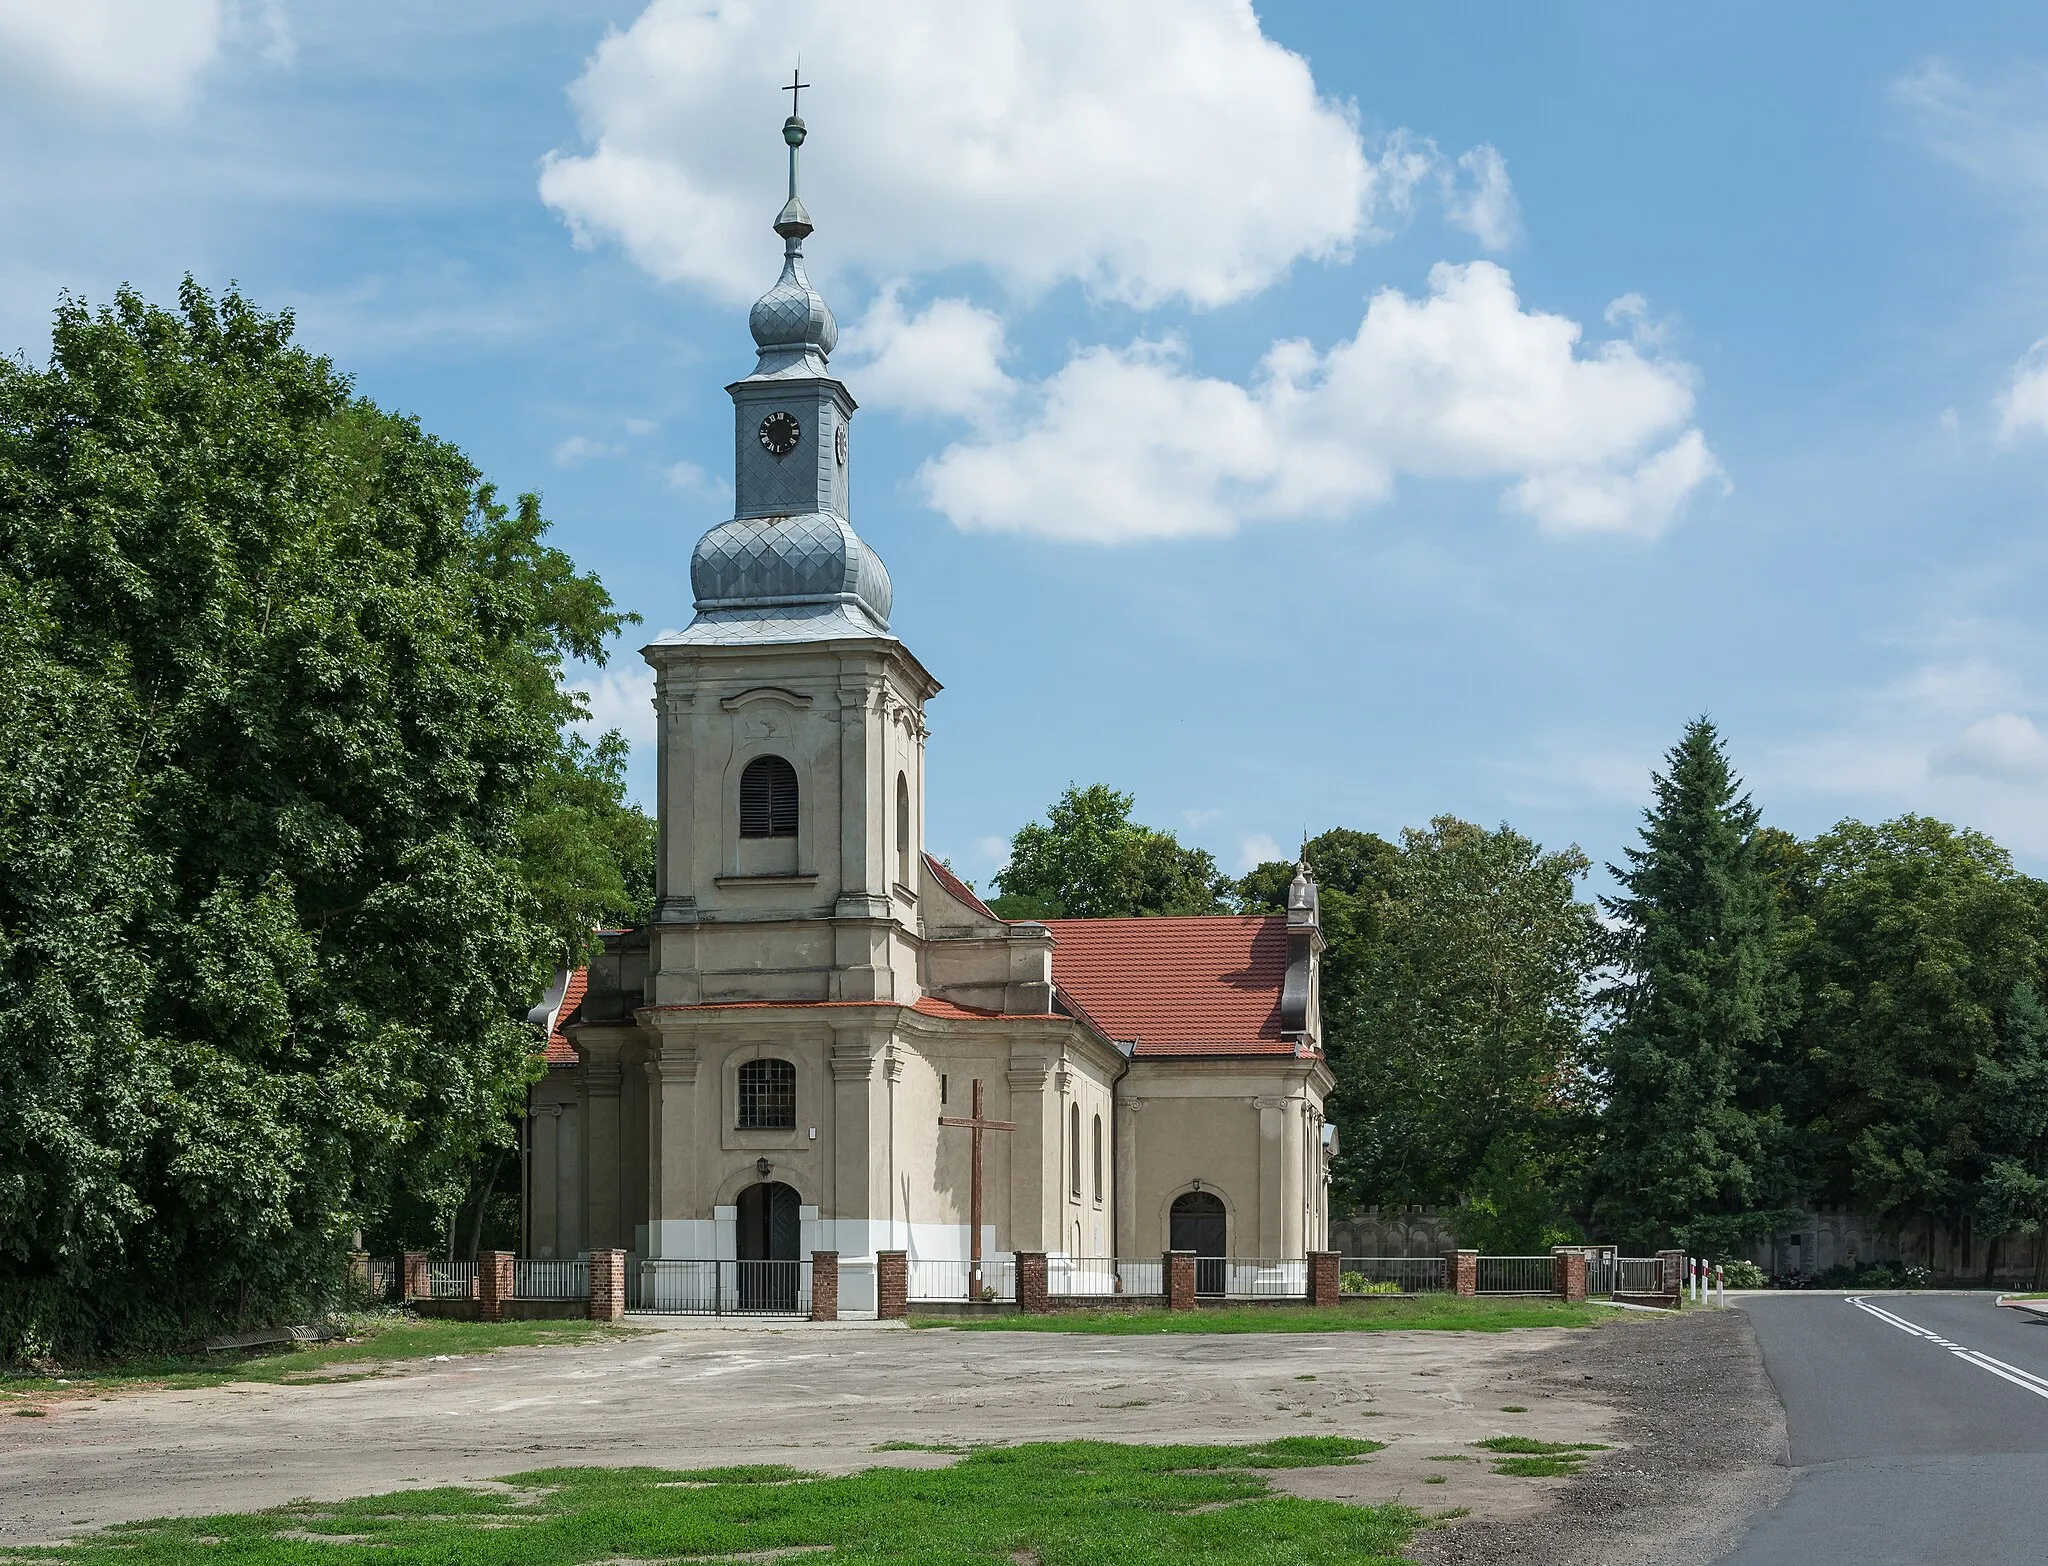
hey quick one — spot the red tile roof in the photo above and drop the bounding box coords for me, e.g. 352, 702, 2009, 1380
923, 851, 998, 920
1040, 915, 1302, 1056
545, 967, 587, 1066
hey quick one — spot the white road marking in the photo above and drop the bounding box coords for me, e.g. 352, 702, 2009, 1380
1846, 1296, 2048, 1402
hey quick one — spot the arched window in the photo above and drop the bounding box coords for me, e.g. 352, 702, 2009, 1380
895, 771, 911, 886
1091, 1114, 1103, 1202
738, 1058, 796, 1129
1070, 1103, 1082, 1196
739, 755, 799, 838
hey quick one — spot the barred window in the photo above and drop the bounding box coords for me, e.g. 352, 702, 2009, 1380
738, 1058, 797, 1129
740, 755, 799, 838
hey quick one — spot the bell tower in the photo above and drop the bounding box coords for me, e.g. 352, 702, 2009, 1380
641, 91, 940, 1009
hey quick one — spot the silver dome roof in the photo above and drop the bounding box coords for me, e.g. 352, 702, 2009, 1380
748, 244, 838, 361
690, 510, 891, 630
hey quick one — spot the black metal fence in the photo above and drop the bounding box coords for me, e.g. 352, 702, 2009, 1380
629, 1258, 811, 1316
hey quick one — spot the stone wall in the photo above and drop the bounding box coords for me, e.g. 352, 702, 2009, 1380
1747, 1207, 2046, 1284
1329, 1206, 1457, 1259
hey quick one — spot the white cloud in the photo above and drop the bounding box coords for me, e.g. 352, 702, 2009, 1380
839, 286, 1013, 421
921, 261, 1722, 543
664, 459, 731, 499
569, 660, 657, 748
1237, 832, 1283, 872
0, 0, 222, 113
541, 0, 1399, 309
624, 416, 658, 436
1997, 339, 2048, 441
1933, 711, 2048, 783
554, 434, 621, 467
973, 835, 1011, 868
1446, 145, 1519, 250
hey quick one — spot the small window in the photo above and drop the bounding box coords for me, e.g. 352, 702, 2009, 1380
738, 1058, 796, 1129
1092, 1114, 1103, 1203
941, 1073, 948, 1106
896, 771, 911, 886
740, 756, 799, 838
1070, 1103, 1082, 1197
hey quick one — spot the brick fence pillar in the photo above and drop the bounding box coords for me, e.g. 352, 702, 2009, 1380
1446, 1250, 1478, 1298
876, 1250, 908, 1319
1165, 1251, 1196, 1311
588, 1248, 626, 1321
1552, 1248, 1587, 1303
810, 1251, 839, 1322
1016, 1251, 1050, 1314
347, 1250, 371, 1300
1307, 1250, 1341, 1307
402, 1251, 430, 1302
478, 1250, 515, 1322
1657, 1249, 1685, 1299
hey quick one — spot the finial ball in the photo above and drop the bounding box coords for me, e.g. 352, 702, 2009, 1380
783, 115, 806, 148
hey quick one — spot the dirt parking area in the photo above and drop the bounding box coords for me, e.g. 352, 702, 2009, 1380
1, 1310, 1782, 1558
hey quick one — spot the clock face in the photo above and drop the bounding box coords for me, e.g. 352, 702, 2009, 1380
834, 422, 848, 466
758, 410, 801, 457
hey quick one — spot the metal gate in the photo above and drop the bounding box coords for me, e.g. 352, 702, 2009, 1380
629, 1259, 810, 1316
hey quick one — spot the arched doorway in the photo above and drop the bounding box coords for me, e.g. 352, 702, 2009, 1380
736, 1181, 802, 1311
1171, 1189, 1227, 1296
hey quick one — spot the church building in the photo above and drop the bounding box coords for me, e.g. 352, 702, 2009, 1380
524, 102, 1334, 1313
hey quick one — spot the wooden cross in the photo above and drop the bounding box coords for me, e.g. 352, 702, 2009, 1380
939, 1079, 1015, 1299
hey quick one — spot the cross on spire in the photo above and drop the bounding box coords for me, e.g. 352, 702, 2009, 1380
782, 65, 809, 119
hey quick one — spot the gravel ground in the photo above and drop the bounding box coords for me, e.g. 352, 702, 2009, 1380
1407, 1307, 1790, 1566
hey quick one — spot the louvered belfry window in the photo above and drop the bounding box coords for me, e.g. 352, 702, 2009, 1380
738, 1058, 796, 1130
739, 755, 799, 838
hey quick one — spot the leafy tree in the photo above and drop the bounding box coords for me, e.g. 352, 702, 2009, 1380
990, 783, 1226, 919
0, 280, 637, 1358
1350, 817, 1600, 1218
518, 730, 658, 960
1247, 822, 1598, 1222
1789, 815, 2046, 1254
1591, 719, 1800, 1254
1977, 982, 2048, 1290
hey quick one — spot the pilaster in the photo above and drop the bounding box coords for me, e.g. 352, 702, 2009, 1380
1007, 1056, 1048, 1252
584, 1049, 625, 1250
1254, 1095, 1287, 1258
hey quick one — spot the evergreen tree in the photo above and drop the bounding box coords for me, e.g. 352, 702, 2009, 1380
1592, 718, 1799, 1253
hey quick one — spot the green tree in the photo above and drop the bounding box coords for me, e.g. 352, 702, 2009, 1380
0, 280, 636, 1358
1977, 982, 2048, 1290
1352, 818, 1600, 1222
1591, 719, 1800, 1255
1246, 822, 1599, 1225
990, 783, 1226, 919
1789, 815, 2046, 1258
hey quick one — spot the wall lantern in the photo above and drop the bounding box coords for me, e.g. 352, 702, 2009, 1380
756, 1156, 775, 1180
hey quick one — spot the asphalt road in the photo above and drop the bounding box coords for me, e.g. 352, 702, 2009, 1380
1727, 1293, 2048, 1564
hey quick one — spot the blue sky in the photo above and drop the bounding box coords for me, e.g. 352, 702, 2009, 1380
9, 2, 2048, 892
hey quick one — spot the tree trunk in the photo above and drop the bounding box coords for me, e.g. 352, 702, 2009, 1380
464, 1145, 509, 1262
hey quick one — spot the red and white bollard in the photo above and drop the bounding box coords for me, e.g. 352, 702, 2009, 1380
1715, 1262, 1726, 1306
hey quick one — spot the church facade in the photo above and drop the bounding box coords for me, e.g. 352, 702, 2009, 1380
523, 106, 1333, 1314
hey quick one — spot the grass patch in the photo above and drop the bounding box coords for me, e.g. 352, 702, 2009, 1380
1490, 1456, 1590, 1478
1471, 1436, 1611, 1481
8, 1438, 1420, 1565
922, 1297, 1607, 1335
0, 1313, 629, 1399
1499, 1405, 1528, 1412
1470, 1438, 1610, 1455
